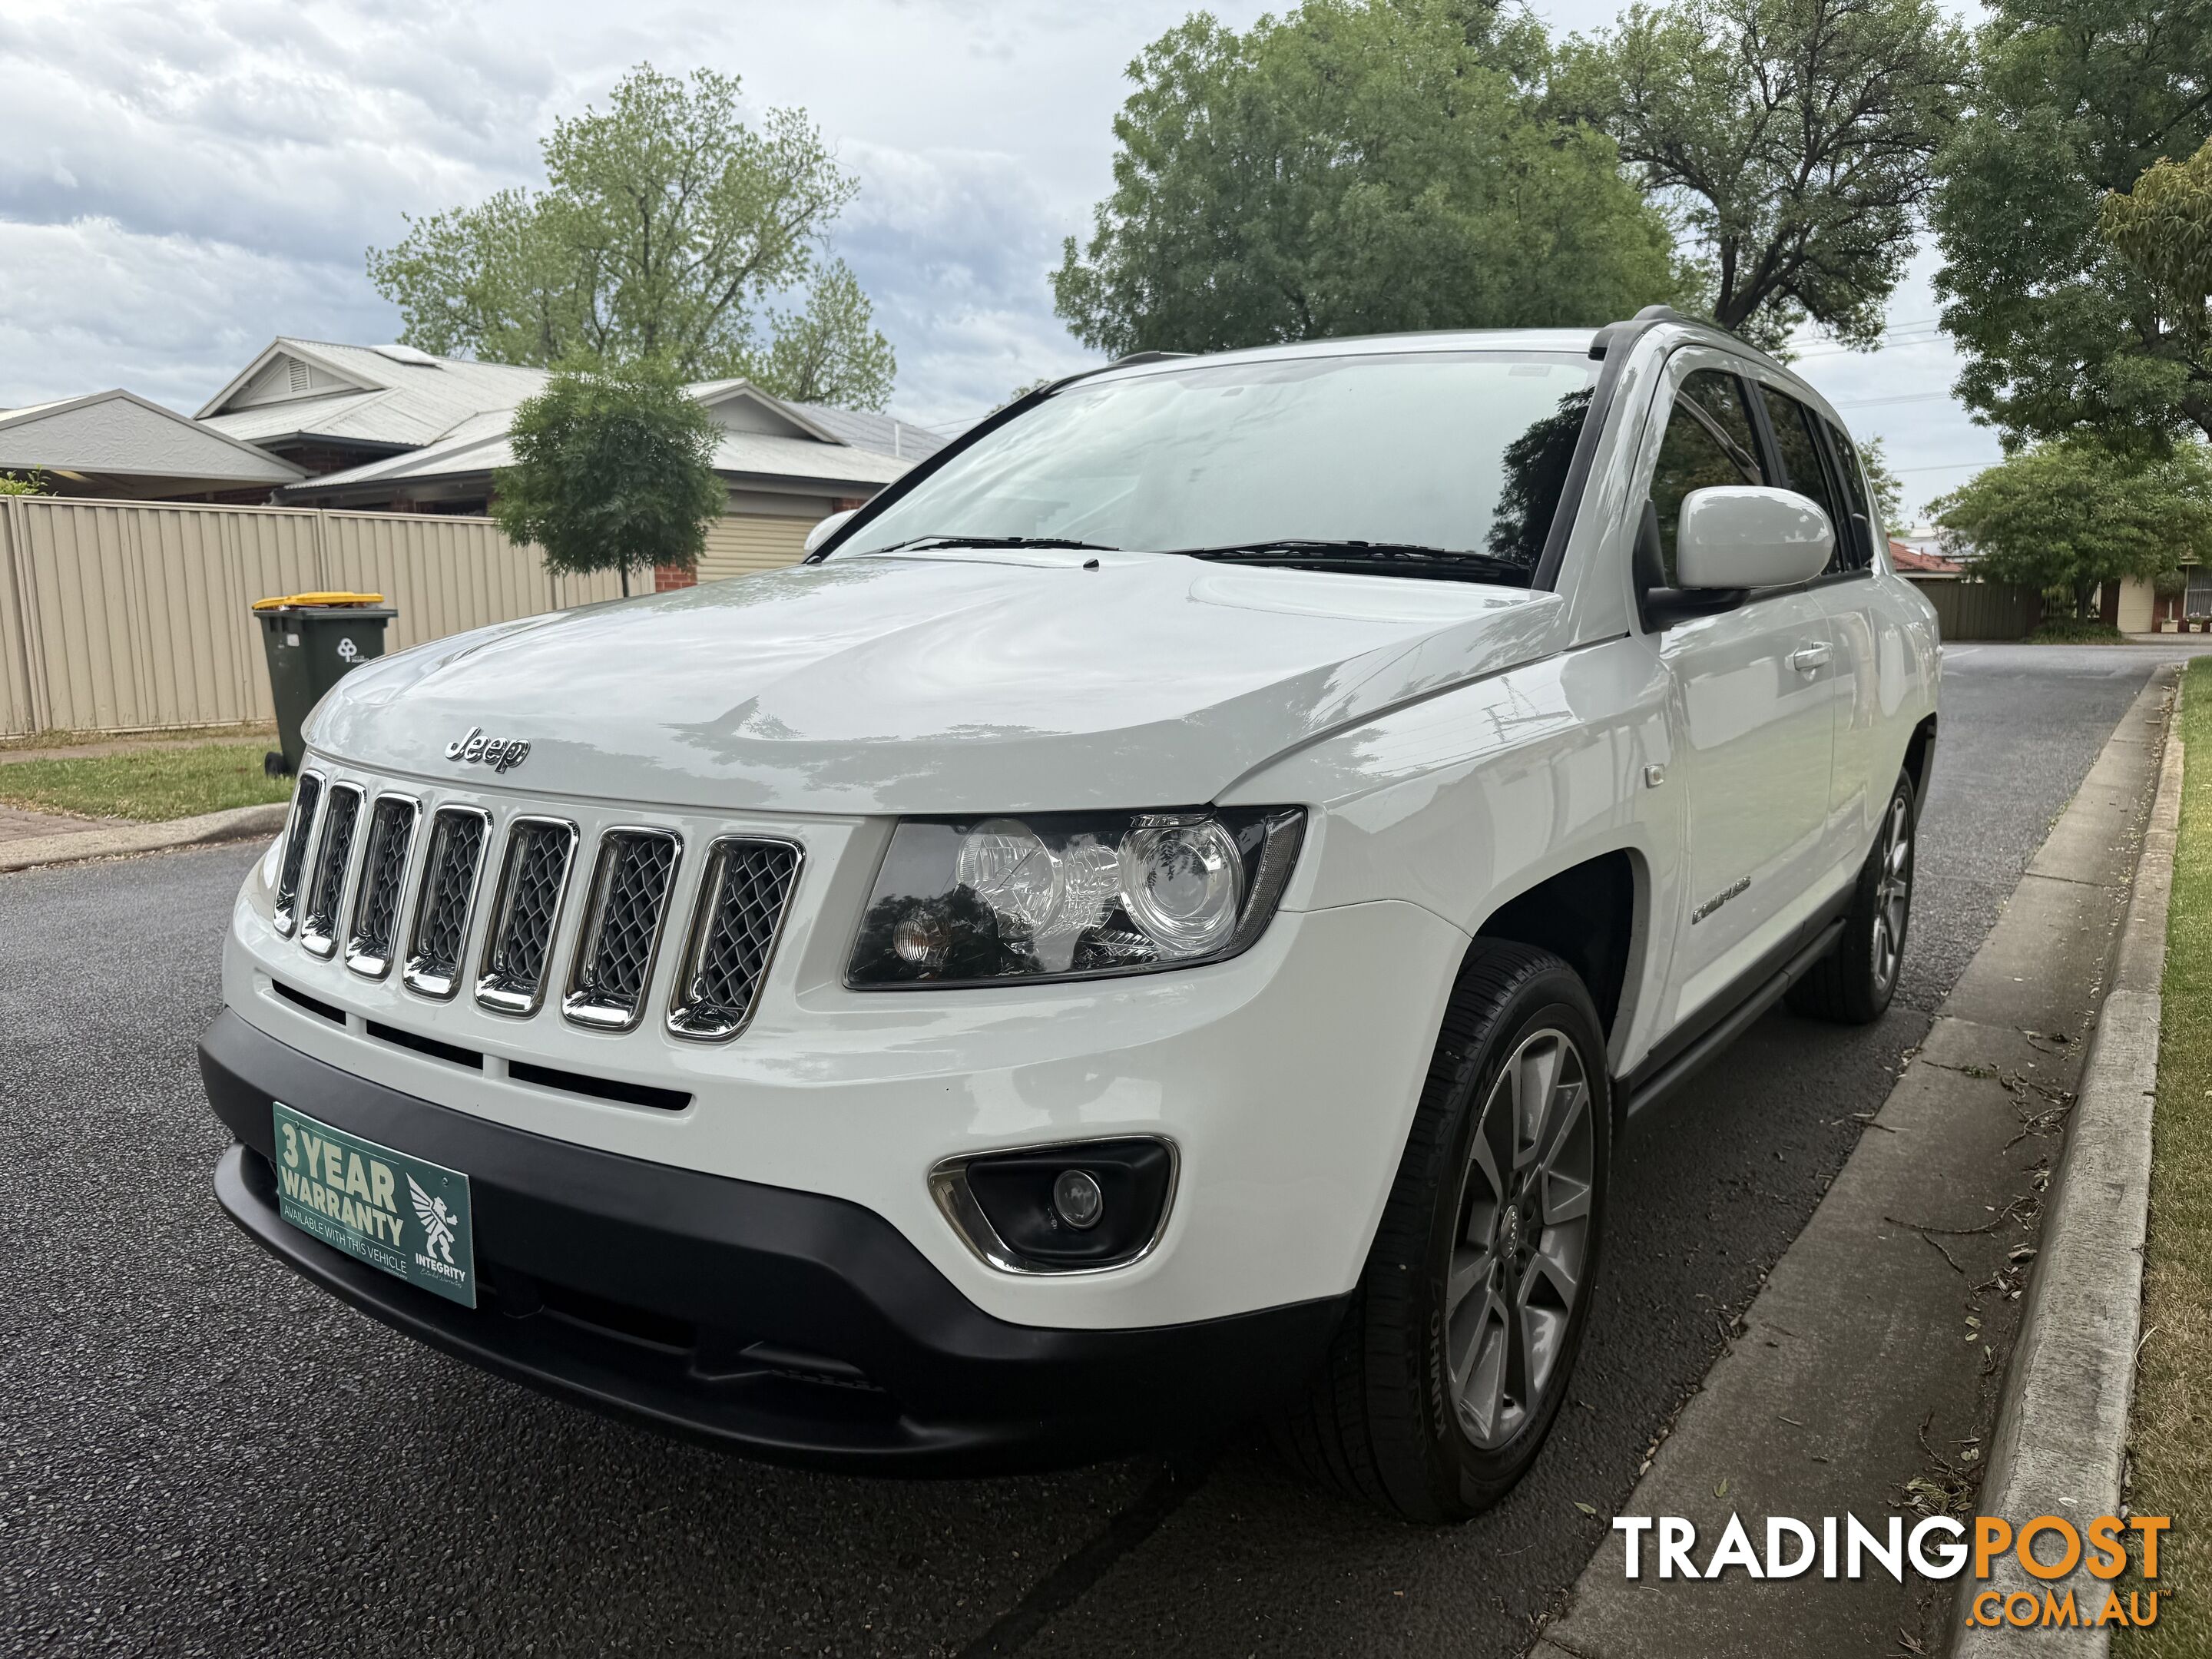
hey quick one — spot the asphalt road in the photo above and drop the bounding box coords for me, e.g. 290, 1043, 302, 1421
2, 642, 2202, 1659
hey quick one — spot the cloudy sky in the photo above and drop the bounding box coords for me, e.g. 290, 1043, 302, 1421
0, 0, 1996, 520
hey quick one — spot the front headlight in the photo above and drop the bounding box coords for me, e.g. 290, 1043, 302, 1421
848, 806, 1306, 987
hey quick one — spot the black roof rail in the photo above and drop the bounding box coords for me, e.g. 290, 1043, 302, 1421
1588, 304, 1683, 360
1108, 349, 1196, 368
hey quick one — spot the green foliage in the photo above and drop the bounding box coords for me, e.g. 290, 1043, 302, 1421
1858, 434, 1907, 527
1931, 0, 2212, 445
491, 361, 728, 592
2028, 614, 2125, 644
1559, 0, 1969, 351
1932, 437, 2212, 618
1051, 0, 1681, 358
0, 469, 48, 495
369, 65, 896, 408
750, 260, 896, 409
2102, 135, 2212, 366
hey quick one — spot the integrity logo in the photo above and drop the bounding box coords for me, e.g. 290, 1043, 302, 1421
1613, 1512, 2168, 1630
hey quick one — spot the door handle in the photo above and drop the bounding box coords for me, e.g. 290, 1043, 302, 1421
1790, 643, 1832, 674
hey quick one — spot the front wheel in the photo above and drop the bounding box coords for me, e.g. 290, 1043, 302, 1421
1787, 769, 1916, 1025
1270, 942, 1611, 1522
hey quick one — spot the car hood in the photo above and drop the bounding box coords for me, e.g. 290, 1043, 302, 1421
310, 548, 1563, 815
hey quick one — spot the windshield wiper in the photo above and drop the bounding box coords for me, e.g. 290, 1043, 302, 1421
1160, 540, 1529, 584
869, 534, 1121, 554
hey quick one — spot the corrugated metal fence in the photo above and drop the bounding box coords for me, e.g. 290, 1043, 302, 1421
0, 496, 626, 737
1904, 577, 2044, 642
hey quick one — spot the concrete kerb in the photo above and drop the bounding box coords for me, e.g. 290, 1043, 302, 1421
0, 802, 288, 875
1952, 678, 2184, 1657
1529, 670, 2175, 1659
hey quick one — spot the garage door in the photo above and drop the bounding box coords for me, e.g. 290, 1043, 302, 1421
697, 513, 816, 583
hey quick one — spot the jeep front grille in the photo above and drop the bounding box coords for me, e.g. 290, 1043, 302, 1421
667, 837, 802, 1041
402, 806, 489, 999
475, 816, 577, 1016
564, 830, 683, 1031
298, 783, 362, 958
344, 796, 418, 979
273, 771, 323, 937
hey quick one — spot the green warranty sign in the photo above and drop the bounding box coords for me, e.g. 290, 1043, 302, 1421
272, 1101, 476, 1308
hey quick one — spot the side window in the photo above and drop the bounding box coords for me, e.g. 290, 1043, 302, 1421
1822, 416, 1875, 569
1647, 370, 1764, 584
1760, 389, 1849, 572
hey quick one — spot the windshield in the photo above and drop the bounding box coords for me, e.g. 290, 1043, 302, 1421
836, 350, 1601, 585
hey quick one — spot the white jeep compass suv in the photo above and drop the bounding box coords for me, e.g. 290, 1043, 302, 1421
203, 306, 1938, 1522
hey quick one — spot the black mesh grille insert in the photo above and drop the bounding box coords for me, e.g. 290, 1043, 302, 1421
345, 797, 417, 975
565, 831, 680, 1028
300, 784, 360, 954
273, 773, 323, 935
669, 839, 800, 1039
404, 808, 488, 998
478, 820, 575, 1013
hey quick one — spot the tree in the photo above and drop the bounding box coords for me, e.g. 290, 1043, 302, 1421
1931, 437, 2212, 618
1859, 434, 1906, 526
1051, 0, 1681, 359
491, 361, 728, 597
1931, 0, 2212, 445
750, 260, 896, 409
2099, 136, 2212, 426
369, 65, 896, 406
1559, 0, 1970, 351
0, 469, 46, 496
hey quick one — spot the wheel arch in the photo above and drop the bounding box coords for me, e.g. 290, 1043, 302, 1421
1902, 714, 1937, 809
1464, 847, 1649, 1074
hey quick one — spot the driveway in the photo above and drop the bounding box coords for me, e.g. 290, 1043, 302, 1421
2, 642, 2203, 1659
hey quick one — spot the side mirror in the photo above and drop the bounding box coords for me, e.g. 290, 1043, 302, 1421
1676, 486, 1833, 590
803, 508, 857, 555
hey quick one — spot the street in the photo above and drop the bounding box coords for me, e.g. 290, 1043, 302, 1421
0, 642, 2200, 1659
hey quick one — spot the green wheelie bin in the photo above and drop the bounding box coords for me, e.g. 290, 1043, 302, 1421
252, 592, 397, 777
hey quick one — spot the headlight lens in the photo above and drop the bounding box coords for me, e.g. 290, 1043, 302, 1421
849, 806, 1305, 987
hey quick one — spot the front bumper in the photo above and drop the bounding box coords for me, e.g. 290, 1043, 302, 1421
203, 1010, 1347, 1473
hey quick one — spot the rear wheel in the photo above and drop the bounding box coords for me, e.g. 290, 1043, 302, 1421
1787, 770, 1916, 1025
1271, 942, 1611, 1522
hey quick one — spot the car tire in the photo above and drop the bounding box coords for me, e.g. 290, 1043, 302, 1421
1786, 769, 1917, 1025
1270, 942, 1611, 1523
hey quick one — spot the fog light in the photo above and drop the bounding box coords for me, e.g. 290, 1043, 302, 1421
936, 1137, 1176, 1270
1052, 1168, 1104, 1230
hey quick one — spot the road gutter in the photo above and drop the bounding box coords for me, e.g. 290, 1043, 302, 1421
1952, 689, 2184, 1657
1530, 669, 2177, 1659
0, 801, 288, 874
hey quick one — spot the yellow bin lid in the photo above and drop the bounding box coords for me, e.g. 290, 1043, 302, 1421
252, 591, 387, 611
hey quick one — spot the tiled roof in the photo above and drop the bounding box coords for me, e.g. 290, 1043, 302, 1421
1889, 540, 1962, 575
202, 341, 947, 464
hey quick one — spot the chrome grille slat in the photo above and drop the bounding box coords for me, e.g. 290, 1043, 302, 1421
475, 816, 577, 1017
564, 830, 682, 1031
402, 806, 490, 999
344, 796, 419, 979
667, 837, 802, 1041
297, 783, 362, 958
272, 771, 323, 937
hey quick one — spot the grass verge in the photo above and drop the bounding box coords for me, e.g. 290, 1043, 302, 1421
0, 742, 291, 822
2124, 657, 2212, 1653
0, 720, 274, 753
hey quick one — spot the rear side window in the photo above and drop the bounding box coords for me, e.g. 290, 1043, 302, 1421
1760, 389, 1850, 573
1647, 370, 1765, 584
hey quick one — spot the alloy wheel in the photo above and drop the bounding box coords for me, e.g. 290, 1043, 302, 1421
1870, 793, 1913, 996
1444, 1027, 1596, 1450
